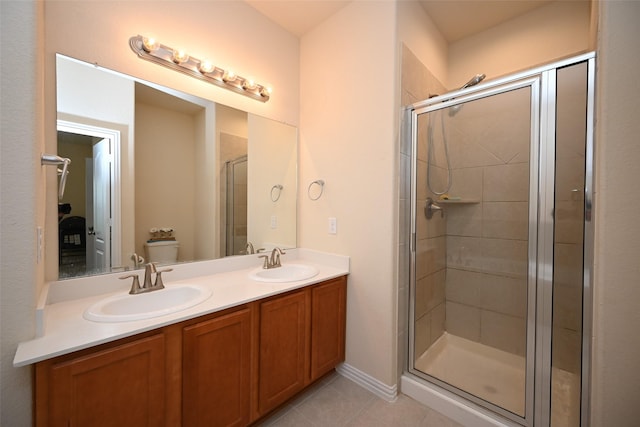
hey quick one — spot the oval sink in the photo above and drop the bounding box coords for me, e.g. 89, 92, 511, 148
84, 284, 212, 323
248, 264, 319, 283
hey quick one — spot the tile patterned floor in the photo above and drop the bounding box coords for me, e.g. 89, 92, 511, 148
258, 372, 464, 427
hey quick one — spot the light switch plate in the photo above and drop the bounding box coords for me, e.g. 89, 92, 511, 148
328, 217, 337, 234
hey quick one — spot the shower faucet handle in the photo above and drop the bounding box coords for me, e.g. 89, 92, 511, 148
425, 198, 444, 220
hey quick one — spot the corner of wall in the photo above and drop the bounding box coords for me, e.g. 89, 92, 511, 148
1, 1, 43, 424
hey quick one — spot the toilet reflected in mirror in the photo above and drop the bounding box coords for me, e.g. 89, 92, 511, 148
54, 54, 298, 280
144, 240, 180, 264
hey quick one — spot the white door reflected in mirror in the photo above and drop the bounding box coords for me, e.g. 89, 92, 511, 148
54, 54, 297, 280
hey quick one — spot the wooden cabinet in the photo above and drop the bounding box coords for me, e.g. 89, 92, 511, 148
256, 276, 347, 417
34, 276, 347, 427
35, 333, 167, 427
255, 290, 309, 416
183, 307, 252, 427
310, 276, 346, 381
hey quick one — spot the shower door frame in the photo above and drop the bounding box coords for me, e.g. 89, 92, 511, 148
405, 52, 595, 427
225, 155, 248, 256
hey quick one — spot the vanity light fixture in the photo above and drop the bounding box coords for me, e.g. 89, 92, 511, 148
130, 35, 271, 102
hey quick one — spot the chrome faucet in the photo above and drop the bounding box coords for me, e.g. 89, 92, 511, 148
120, 262, 173, 295
131, 252, 145, 269
244, 242, 266, 255
258, 247, 286, 269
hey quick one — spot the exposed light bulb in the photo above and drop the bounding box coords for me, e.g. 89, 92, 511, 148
199, 59, 215, 74
260, 86, 273, 97
172, 49, 189, 64
130, 35, 271, 102
222, 70, 236, 82
142, 37, 159, 52
242, 79, 257, 91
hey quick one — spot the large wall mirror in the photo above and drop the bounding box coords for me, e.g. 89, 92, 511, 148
55, 54, 297, 279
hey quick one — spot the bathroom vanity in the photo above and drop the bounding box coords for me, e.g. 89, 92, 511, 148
15, 250, 348, 426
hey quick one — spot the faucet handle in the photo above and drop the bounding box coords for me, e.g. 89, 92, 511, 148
258, 254, 270, 269
154, 268, 173, 289
120, 274, 141, 294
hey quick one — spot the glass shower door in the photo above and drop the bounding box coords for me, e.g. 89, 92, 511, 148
410, 82, 536, 422
406, 53, 595, 427
225, 155, 248, 256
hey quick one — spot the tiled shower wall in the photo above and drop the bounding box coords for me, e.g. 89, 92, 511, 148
399, 45, 447, 369
442, 88, 531, 357
400, 46, 531, 362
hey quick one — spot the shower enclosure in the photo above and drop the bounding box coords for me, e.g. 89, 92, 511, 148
225, 155, 248, 256
405, 53, 594, 426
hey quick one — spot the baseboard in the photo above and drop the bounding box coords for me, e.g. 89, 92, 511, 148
336, 363, 398, 402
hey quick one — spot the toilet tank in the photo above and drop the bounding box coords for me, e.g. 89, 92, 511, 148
144, 240, 180, 263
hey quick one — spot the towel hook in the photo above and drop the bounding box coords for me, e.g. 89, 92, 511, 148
270, 184, 283, 202
41, 154, 72, 200
308, 179, 325, 201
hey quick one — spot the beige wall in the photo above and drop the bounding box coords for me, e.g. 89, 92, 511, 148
449, 1, 591, 88
0, 2, 43, 425
397, 0, 449, 87
194, 106, 217, 259
248, 115, 297, 250
57, 138, 93, 219
135, 101, 198, 262
300, 0, 399, 385
591, 1, 640, 424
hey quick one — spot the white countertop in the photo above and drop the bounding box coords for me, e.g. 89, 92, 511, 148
14, 249, 349, 367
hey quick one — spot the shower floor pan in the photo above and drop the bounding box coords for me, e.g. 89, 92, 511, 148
415, 333, 579, 426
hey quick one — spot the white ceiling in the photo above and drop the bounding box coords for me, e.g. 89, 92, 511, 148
244, 0, 556, 41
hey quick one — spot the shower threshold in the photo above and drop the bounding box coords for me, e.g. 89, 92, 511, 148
414, 333, 579, 426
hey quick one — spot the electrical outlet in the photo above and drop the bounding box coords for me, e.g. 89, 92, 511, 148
270, 215, 277, 229
328, 217, 337, 234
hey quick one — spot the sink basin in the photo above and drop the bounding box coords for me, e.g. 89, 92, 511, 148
84, 284, 212, 323
248, 264, 319, 283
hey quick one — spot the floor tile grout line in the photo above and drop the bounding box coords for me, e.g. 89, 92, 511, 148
339, 393, 379, 427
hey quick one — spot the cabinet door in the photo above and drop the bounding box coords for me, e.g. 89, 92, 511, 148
37, 334, 165, 427
310, 276, 347, 381
257, 290, 309, 415
183, 307, 252, 427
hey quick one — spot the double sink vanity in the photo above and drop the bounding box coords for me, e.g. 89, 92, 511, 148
14, 249, 349, 426
26, 52, 346, 426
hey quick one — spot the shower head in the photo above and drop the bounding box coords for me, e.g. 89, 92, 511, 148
460, 73, 486, 89
448, 73, 486, 117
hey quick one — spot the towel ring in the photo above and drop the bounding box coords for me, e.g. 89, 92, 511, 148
308, 179, 325, 201
271, 184, 283, 202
